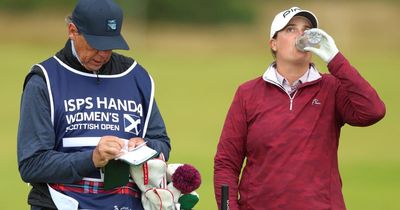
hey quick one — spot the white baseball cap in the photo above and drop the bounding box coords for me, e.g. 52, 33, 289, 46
270, 6, 318, 39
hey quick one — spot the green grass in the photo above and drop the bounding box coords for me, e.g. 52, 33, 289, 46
1, 2, 400, 209
340, 161, 400, 210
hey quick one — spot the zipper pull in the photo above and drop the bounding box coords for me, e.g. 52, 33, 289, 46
290, 98, 293, 111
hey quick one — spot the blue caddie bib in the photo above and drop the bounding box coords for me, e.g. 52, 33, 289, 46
36, 56, 154, 210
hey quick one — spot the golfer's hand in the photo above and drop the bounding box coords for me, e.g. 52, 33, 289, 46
304, 28, 339, 63
127, 137, 146, 151
92, 136, 125, 168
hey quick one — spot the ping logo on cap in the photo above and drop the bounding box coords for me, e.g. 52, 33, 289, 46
283, 7, 301, 18
107, 19, 117, 31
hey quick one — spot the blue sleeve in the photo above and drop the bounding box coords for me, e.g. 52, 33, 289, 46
144, 101, 171, 160
17, 73, 97, 183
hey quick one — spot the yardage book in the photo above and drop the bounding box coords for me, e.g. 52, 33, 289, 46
117, 144, 158, 165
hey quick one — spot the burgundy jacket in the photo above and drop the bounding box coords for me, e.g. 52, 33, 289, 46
214, 53, 385, 210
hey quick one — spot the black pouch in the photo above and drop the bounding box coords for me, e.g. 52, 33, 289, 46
103, 159, 130, 190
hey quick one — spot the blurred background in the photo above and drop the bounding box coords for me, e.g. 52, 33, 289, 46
1, 0, 399, 209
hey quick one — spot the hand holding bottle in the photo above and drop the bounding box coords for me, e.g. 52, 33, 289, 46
302, 28, 339, 63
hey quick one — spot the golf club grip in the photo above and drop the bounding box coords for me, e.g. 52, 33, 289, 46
221, 185, 229, 210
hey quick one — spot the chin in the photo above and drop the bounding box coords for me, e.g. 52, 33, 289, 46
290, 56, 311, 65
85, 64, 103, 72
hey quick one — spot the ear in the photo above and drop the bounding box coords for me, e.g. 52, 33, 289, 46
269, 39, 277, 51
68, 23, 79, 40
269, 39, 277, 52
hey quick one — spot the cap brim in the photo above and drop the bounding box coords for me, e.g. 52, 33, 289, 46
83, 33, 130, 50
295, 11, 318, 28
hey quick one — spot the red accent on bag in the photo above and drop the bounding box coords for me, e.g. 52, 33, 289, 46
143, 162, 149, 185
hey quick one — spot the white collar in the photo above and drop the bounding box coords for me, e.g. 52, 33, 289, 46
275, 69, 310, 87
263, 62, 321, 85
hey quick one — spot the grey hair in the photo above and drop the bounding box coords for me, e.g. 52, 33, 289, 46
65, 15, 73, 25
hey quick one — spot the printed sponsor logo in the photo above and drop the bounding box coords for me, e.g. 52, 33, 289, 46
114, 206, 131, 210
107, 19, 117, 31
312, 98, 321, 105
283, 7, 301, 18
124, 114, 141, 135
63, 97, 143, 133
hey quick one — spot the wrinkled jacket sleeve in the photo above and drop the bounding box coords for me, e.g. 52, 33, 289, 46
214, 87, 247, 210
144, 101, 171, 160
329, 53, 386, 126
18, 74, 96, 183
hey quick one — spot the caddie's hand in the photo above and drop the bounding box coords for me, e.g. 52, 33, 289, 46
304, 28, 339, 63
128, 137, 146, 151
92, 136, 125, 168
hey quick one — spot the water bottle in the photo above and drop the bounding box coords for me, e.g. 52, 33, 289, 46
295, 30, 323, 52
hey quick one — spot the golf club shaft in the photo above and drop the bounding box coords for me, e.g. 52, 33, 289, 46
221, 185, 229, 210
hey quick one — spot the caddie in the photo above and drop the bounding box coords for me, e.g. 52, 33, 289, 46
17, 0, 171, 209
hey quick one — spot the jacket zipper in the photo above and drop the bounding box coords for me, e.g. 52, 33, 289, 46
288, 90, 298, 111
266, 79, 298, 111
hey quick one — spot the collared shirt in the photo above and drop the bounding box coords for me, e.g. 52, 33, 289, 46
71, 40, 83, 65
275, 67, 310, 95
263, 62, 322, 88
